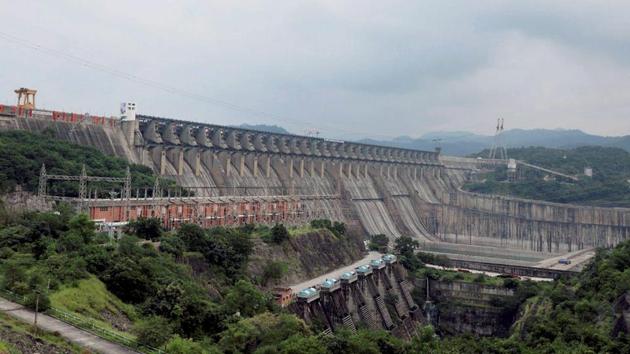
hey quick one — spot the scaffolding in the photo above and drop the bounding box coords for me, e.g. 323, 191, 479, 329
38, 164, 131, 213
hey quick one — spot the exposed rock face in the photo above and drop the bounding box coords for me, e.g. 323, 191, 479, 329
414, 278, 517, 337
248, 229, 365, 286
2, 190, 53, 213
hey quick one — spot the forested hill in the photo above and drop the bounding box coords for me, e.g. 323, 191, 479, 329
0, 130, 170, 196
464, 146, 630, 207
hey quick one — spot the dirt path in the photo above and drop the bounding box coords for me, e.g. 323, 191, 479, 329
0, 297, 138, 354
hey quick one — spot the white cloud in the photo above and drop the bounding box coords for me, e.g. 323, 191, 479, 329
0, 0, 629, 138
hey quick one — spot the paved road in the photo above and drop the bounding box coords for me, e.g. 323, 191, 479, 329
0, 297, 138, 354
534, 247, 595, 271
289, 251, 382, 291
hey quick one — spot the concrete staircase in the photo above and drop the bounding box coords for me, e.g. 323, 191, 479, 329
359, 304, 381, 330
374, 295, 394, 329
399, 280, 418, 310
342, 314, 357, 334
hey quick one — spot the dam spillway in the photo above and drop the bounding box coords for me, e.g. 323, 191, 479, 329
2, 105, 630, 257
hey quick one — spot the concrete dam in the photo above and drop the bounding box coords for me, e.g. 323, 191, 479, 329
2, 107, 630, 261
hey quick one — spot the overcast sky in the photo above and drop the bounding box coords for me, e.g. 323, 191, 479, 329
1, 1, 629, 139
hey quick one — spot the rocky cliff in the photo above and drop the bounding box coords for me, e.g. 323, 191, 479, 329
247, 228, 365, 286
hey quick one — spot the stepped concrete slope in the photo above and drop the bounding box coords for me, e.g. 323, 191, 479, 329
3, 112, 630, 262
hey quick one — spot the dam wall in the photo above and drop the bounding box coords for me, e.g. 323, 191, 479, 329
292, 258, 421, 338
2, 109, 630, 254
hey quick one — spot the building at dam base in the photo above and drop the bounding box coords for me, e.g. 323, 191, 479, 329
1, 103, 630, 256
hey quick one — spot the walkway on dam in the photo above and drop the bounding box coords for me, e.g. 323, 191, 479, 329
0, 297, 138, 354
535, 247, 596, 271
289, 251, 383, 291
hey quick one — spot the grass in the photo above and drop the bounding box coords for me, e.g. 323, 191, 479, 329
0, 341, 19, 354
287, 224, 323, 237
0, 311, 82, 353
251, 224, 328, 242
49, 276, 137, 341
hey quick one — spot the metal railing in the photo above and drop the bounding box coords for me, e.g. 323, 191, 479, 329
0, 288, 164, 354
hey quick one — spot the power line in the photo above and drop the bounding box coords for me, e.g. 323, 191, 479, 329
0, 31, 310, 126
0, 30, 409, 140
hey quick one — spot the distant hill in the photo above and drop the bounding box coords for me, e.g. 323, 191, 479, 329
237, 124, 291, 134
358, 129, 630, 156
464, 146, 630, 207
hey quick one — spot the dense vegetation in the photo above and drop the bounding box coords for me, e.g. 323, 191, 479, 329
2, 202, 630, 352
466, 146, 630, 206
0, 130, 174, 196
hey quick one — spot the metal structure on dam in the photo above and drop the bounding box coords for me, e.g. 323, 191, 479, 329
1, 102, 630, 255
292, 255, 421, 337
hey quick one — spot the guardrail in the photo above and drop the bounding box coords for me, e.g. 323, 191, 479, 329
0, 288, 164, 354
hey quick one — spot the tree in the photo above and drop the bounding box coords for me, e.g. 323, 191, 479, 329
133, 316, 173, 348
218, 313, 310, 353
262, 261, 288, 286
125, 217, 163, 241
160, 236, 186, 258
310, 219, 332, 229
177, 223, 206, 251
271, 224, 290, 244
369, 234, 389, 252
394, 236, 419, 257
68, 213, 95, 244
224, 280, 271, 317
24, 273, 50, 312
1, 259, 27, 292
165, 335, 218, 354
102, 256, 154, 304
331, 222, 346, 237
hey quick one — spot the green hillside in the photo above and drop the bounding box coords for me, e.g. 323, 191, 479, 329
0, 130, 173, 197
465, 146, 630, 207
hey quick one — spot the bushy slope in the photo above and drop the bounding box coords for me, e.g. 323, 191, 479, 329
0, 130, 171, 195
465, 146, 630, 206
50, 276, 138, 332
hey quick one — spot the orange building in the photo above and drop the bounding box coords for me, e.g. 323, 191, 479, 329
88, 196, 318, 230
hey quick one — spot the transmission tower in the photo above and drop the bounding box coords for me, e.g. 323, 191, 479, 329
488, 118, 508, 160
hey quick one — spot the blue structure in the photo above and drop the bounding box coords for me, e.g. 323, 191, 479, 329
370, 259, 386, 270
383, 254, 397, 264
297, 287, 320, 303
356, 264, 373, 276
321, 278, 340, 292
340, 270, 358, 284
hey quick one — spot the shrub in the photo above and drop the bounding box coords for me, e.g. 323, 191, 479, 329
262, 261, 288, 286
165, 335, 216, 354
125, 217, 163, 241
310, 219, 332, 229
224, 280, 272, 317
271, 224, 290, 244
368, 234, 389, 252
177, 223, 206, 251
159, 236, 186, 258
133, 316, 173, 348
